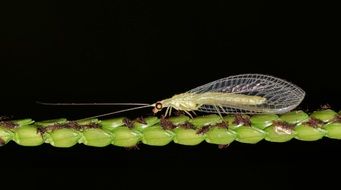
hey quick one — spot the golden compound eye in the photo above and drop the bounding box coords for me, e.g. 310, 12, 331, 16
155, 102, 163, 110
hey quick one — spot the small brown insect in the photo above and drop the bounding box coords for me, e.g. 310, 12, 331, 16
218, 144, 229, 149
320, 104, 331, 109
81, 123, 101, 129
0, 121, 18, 130
68, 122, 82, 130
135, 116, 147, 125
160, 118, 176, 130
123, 118, 134, 129
0, 116, 12, 121
37, 124, 63, 133
37, 127, 47, 134
196, 125, 211, 134
179, 121, 196, 129
233, 115, 251, 126
37, 121, 100, 134
304, 118, 324, 128
126, 144, 140, 150
272, 121, 295, 134
215, 121, 228, 129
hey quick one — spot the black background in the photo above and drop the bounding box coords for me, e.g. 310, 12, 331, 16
1, 0, 340, 186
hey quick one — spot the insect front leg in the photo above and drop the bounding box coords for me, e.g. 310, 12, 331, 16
215, 105, 228, 126
183, 110, 194, 119
218, 105, 227, 114
164, 106, 170, 118
191, 111, 197, 117
168, 106, 173, 117
213, 105, 223, 120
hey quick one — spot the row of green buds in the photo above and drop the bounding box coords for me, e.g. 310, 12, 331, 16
0, 109, 341, 148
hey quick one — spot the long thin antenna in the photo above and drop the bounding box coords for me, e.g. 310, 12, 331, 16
36, 101, 150, 106
75, 104, 153, 121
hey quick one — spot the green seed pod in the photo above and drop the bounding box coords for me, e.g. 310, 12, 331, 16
141, 125, 174, 146
205, 127, 236, 145
294, 124, 326, 141
280, 111, 309, 124
173, 127, 205, 145
14, 126, 44, 146
2, 110, 341, 148
189, 114, 222, 128
168, 115, 190, 125
0, 127, 13, 145
264, 125, 295, 142
77, 118, 99, 125
310, 109, 338, 123
111, 127, 141, 147
324, 122, 341, 139
234, 126, 265, 144
81, 128, 112, 147
251, 114, 279, 129
35, 118, 68, 127
133, 116, 159, 131
46, 128, 80, 148
101, 118, 125, 131
12, 118, 35, 126
223, 115, 236, 128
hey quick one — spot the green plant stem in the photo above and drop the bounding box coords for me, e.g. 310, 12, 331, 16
1, 109, 341, 148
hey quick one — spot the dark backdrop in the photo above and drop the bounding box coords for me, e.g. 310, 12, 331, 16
1, 0, 340, 186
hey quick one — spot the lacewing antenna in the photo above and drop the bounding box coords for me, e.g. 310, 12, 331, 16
75, 104, 154, 121
36, 101, 155, 120
36, 101, 150, 106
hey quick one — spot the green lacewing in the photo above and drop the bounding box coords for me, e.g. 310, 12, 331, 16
38, 74, 305, 119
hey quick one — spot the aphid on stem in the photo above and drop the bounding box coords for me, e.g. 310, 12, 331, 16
135, 116, 147, 125
215, 122, 228, 129
0, 121, 18, 130
126, 145, 140, 150
160, 118, 176, 130
123, 118, 134, 129
0, 116, 12, 121
320, 104, 331, 110
233, 115, 251, 126
36, 121, 101, 134
304, 118, 324, 128
218, 144, 229, 149
178, 122, 196, 130
37, 74, 305, 120
196, 125, 211, 134
272, 121, 295, 135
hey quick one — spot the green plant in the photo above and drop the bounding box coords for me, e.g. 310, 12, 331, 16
1, 109, 340, 148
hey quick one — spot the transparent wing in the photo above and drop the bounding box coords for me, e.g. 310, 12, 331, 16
188, 74, 305, 114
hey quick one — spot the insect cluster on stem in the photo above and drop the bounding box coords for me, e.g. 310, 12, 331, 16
0, 109, 341, 148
